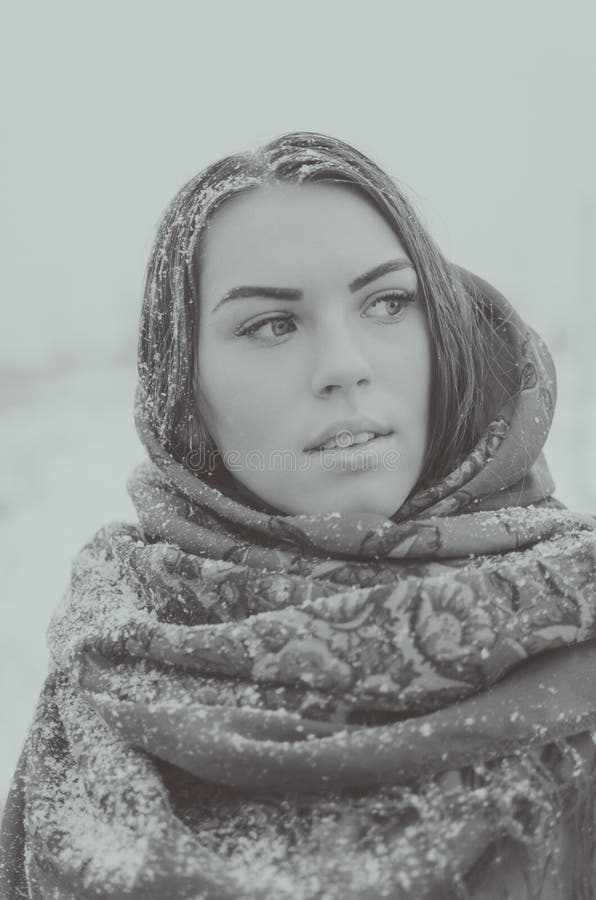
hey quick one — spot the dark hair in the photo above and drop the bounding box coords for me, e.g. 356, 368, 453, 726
138, 131, 492, 494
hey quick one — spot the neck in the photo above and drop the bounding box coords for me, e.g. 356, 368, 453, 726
212, 467, 286, 516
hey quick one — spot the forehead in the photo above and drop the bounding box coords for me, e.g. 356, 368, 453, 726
198, 181, 408, 286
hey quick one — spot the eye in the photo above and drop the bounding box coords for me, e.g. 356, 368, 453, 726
363, 289, 414, 321
234, 314, 296, 340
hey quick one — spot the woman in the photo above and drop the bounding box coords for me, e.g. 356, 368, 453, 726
2, 131, 596, 899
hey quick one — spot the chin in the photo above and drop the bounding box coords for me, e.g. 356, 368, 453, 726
275, 485, 410, 518
336, 482, 411, 517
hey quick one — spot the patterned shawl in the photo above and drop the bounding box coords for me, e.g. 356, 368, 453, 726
2, 270, 596, 900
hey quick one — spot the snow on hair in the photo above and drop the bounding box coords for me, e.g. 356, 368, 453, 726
138, 131, 488, 490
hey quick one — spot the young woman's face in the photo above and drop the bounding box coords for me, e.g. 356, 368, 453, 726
196, 182, 432, 517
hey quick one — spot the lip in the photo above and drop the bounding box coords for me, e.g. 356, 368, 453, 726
309, 432, 394, 469
304, 419, 393, 453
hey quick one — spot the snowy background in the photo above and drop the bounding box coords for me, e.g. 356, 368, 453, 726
1, 0, 595, 806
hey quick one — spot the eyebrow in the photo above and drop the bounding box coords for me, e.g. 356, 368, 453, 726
210, 258, 414, 315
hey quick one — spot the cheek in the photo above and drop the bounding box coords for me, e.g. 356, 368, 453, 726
198, 358, 280, 449
386, 326, 432, 428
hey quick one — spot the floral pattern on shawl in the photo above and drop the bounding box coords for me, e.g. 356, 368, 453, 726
3, 268, 596, 900
411, 580, 497, 676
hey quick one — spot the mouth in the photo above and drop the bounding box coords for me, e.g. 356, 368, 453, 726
306, 430, 394, 454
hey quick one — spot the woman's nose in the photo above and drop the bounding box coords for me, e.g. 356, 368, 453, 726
310, 324, 374, 397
